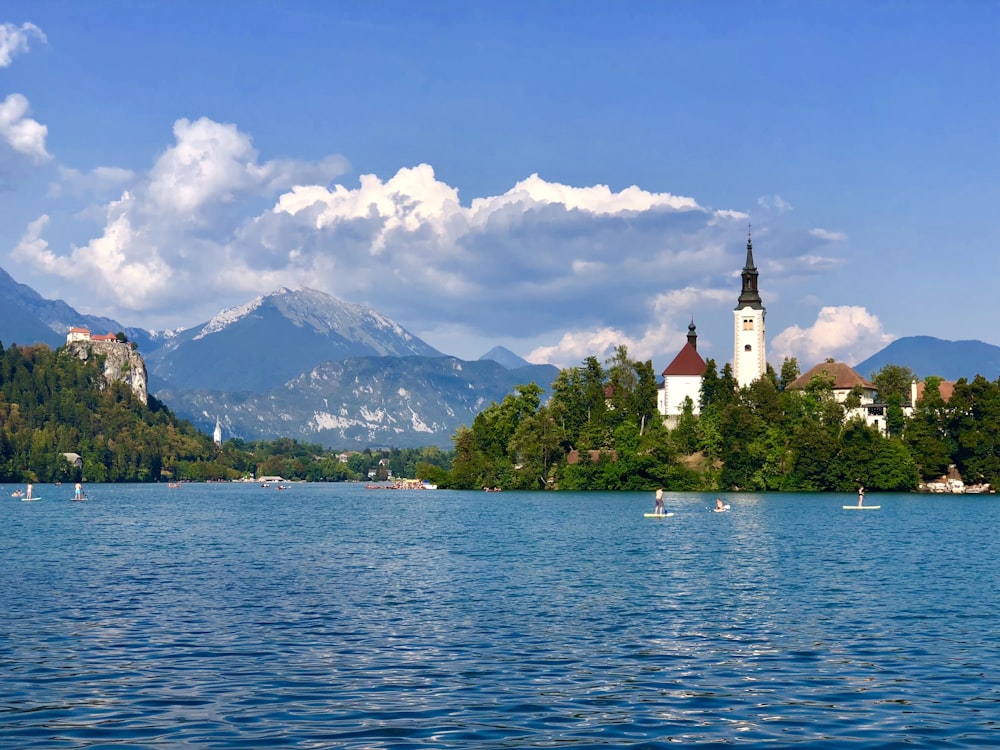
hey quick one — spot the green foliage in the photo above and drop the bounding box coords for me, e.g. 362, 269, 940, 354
0, 342, 454, 484
450, 343, 995, 493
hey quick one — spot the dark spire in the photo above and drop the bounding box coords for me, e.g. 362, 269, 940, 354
687, 318, 697, 351
735, 228, 763, 310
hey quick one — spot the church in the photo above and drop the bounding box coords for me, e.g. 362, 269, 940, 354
657, 233, 766, 425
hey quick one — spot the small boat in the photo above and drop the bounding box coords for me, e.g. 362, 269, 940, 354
167, 482, 181, 489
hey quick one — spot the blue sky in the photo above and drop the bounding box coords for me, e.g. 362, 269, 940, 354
2, 2, 999, 370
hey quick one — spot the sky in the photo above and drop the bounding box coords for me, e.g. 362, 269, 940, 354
2, 2, 999, 371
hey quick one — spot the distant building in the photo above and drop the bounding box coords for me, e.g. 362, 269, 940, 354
787, 360, 885, 431
657, 320, 707, 428
213, 417, 223, 446
66, 327, 120, 345
66, 327, 91, 343
733, 231, 767, 388
61, 452, 83, 468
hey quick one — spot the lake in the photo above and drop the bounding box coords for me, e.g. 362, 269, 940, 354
2, 483, 998, 748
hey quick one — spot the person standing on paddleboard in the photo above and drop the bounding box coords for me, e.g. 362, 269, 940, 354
655, 488, 664, 516
858, 485, 865, 508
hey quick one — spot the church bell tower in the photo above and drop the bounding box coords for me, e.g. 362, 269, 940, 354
733, 231, 766, 388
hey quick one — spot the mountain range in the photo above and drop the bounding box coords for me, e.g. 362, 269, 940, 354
143, 287, 444, 393
0, 270, 559, 447
852, 336, 1000, 382
4, 265, 1000, 447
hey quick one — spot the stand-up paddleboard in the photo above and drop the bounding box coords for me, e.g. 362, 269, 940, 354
843, 505, 881, 510
644, 512, 675, 518
21, 497, 41, 502
712, 504, 731, 513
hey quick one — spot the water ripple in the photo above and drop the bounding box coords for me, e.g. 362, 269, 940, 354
2, 486, 999, 747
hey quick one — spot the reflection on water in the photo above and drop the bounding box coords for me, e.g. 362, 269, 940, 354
2, 485, 999, 747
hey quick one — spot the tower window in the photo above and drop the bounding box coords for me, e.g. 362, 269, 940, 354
744, 344, 752, 352
742, 319, 754, 330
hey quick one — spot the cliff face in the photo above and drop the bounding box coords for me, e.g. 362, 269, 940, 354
66, 340, 148, 405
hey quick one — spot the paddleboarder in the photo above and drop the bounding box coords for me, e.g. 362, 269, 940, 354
857, 485, 865, 508
654, 487, 664, 516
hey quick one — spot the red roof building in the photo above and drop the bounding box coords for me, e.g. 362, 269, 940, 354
657, 320, 707, 425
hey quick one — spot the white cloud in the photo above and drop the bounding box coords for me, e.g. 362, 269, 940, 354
11, 116, 851, 351
12, 215, 53, 267
771, 306, 894, 367
469, 173, 700, 219
757, 194, 793, 213
809, 228, 847, 241
0, 22, 45, 67
146, 117, 347, 218
51, 165, 136, 198
0, 93, 50, 162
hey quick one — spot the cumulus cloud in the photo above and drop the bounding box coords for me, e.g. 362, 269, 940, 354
0, 93, 50, 162
0, 21, 45, 67
771, 306, 894, 367
11, 115, 852, 361
526, 286, 735, 368
146, 117, 346, 218
14, 117, 349, 319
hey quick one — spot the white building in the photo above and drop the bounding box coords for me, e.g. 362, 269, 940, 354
787, 360, 885, 430
657, 320, 707, 428
733, 233, 766, 388
66, 326, 91, 343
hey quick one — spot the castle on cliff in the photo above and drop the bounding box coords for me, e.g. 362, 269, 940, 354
65, 326, 148, 405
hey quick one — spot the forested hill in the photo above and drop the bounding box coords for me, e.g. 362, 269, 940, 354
0, 342, 223, 483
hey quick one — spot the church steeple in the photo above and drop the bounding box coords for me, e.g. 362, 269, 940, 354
687, 319, 697, 351
736, 229, 763, 310
733, 228, 767, 389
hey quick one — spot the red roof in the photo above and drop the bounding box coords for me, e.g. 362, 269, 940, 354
662, 342, 707, 377
788, 361, 874, 391
69, 326, 90, 334
915, 380, 955, 403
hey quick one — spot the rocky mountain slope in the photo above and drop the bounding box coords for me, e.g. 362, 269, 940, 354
144, 287, 443, 393
157, 355, 559, 449
0, 267, 129, 348
65, 339, 148, 405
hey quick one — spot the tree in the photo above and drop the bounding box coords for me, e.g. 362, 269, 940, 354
904, 377, 953, 480
871, 364, 917, 403
778, 357, 800, 392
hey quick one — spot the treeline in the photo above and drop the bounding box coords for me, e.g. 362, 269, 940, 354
0, 342, 452, 483
446, 345, 1000, 492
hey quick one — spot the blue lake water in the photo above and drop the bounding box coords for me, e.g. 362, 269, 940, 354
2, 483, 998, 748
